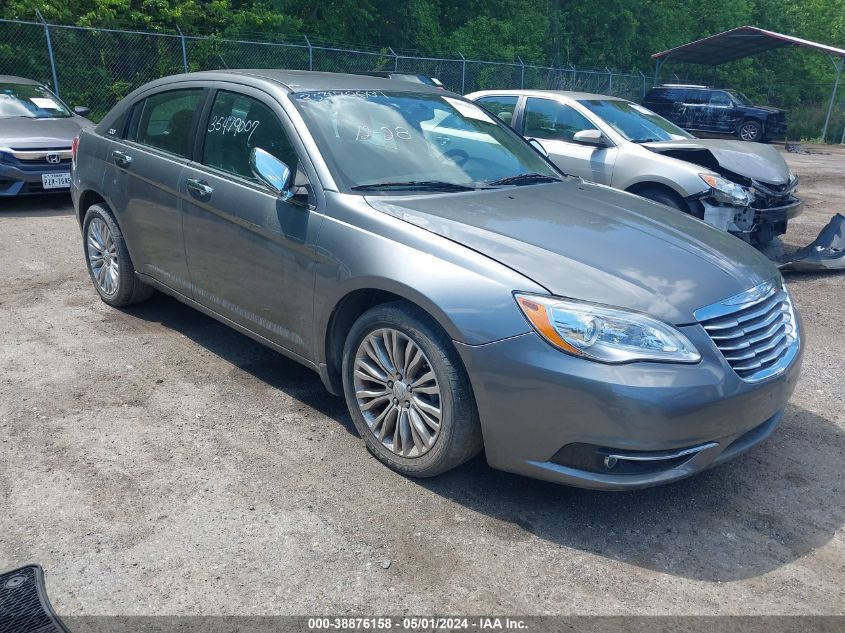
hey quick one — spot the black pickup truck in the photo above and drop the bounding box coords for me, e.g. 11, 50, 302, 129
643, 85, 787, 142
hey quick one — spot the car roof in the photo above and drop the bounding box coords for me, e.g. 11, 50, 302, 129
147, 69, 444, 94
466, 89, 626, 101
0, 75, 44, 86
654, 84, 711, 90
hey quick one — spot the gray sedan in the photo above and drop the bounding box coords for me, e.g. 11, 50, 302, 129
71, 71, 802, 489
0, 75, 92, 196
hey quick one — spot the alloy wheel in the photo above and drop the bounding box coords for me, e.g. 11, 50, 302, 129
353, 328, 442, 458
87, 217, 119, 295
739, 122, 760, 141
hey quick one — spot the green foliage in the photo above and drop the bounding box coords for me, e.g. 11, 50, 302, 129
1, 0, 843, 138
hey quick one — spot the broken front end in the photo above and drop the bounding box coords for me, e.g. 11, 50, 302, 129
692, 172, 802, 255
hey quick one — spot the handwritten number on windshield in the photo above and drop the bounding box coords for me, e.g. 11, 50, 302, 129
356, 125, 412, 141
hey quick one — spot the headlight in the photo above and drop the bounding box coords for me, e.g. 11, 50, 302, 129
699, 173, 752, 206
515, 294, 700, 364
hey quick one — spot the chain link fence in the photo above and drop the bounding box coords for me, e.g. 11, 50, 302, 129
0, 18, 648, 121
1, 17, 841, 140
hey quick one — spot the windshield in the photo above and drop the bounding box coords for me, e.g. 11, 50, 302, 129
0, 83, 72, 119
578, 99, 694, 142
292, 91, 560, 193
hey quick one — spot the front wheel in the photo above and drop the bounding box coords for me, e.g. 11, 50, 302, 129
341, 302, 483, 477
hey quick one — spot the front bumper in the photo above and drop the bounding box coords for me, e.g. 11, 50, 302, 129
753, 195, 803, 225
0, 160, 72, 196
455, 323, 802, 490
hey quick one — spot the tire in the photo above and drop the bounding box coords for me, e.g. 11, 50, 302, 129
82, 204, 153, 307
738, 120, 764, 142
341, 301, 483, 478
636, 187, 689, 212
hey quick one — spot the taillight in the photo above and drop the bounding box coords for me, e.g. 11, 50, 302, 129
71, 136, 79, 163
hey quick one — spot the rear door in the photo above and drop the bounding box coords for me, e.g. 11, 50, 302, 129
703, 90, 739, 133
179, 84, 324, 357
678, 89, 709, 131
521, 97, 616, 184
103, 86, 207, 292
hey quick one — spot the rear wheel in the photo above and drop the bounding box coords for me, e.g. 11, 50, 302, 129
82, 204, 153, 307
341, 302, 483, 477
738, 120, 764, 142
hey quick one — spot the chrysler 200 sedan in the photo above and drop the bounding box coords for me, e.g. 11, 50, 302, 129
71, 71, 803, 489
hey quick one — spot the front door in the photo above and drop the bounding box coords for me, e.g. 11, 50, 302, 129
179, 86, 323, 358
521, 97, 616, 184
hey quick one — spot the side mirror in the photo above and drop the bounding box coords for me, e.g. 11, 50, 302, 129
250, 147, 292, 200
528, 138, 548, 157
73, 106, 91, 117
572, 129, 606, 146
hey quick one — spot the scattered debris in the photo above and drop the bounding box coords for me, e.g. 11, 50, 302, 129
780, 213, 845, 272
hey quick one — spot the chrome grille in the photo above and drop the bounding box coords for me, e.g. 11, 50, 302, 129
695, 280, 799, 383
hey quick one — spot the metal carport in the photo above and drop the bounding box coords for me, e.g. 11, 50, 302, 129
651, 25, 845, 142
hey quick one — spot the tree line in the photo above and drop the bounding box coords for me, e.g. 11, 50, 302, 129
2, 0, 844, 138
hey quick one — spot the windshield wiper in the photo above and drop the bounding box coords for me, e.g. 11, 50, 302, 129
487, 173, 561, 187
351, 180, 478, 192
631, 138, 662, 143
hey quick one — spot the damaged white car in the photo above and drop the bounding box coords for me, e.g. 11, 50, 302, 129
465, 90, 818, 263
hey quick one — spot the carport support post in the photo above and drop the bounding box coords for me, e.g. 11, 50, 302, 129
822, 56, 843, 142
653, 56, 667, 88
177, 27, 188, 73
36, 10, 59, 98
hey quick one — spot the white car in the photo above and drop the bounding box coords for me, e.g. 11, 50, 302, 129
465, 89, 801, 253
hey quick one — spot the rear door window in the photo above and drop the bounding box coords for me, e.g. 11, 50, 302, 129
684, 90, 708, 105
475, 95, 519, 125
132, 89, 204, 157
202, 90, 301, 184
646, 88, 684, 104
523, 98, 597, 142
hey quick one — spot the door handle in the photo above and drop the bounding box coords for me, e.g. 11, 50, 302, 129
111, 150, 132, 167
186, 178, 214, 198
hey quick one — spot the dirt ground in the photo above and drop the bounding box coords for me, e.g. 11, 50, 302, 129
1, 145, 843, 616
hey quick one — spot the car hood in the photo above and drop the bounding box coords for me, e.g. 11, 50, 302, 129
0, 116, 92, 149
642, 138, 791, 185
744, 105, 783, 115
365, 180, 778, 324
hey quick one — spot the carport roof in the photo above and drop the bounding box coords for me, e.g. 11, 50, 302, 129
651, 25, 845, 65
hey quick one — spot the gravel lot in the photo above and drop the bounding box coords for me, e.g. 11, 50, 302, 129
1, 146, 843, 616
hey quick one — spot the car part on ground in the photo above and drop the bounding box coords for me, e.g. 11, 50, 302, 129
779, 213, 845, 272
72, 70, 802, 489
0, 565, 70, 633
0, 75, 93, 196
642, 84, 787, 142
